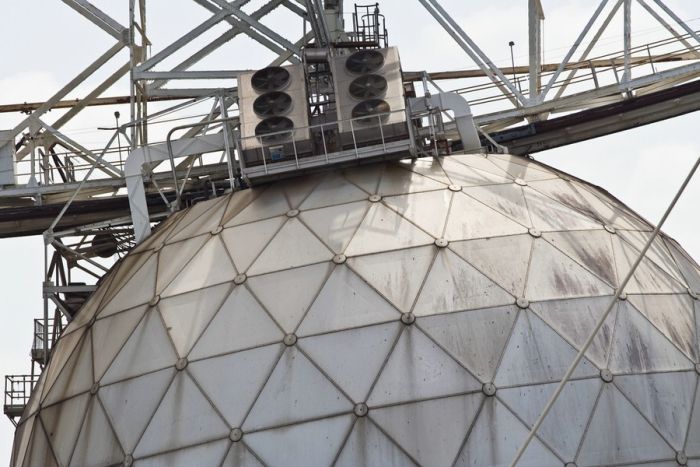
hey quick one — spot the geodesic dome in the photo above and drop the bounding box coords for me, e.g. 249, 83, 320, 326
11, 152, 700, 467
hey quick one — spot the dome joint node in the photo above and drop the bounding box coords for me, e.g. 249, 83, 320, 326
448, 184, 462, 192
604, 224, 617, 234
123, 455, 134, 467
528, 228, 542, 238
401, 312, 416, 325
284, 333, 298, 346
354, 403, 369, 417
676, 451, 688, 465
230, 428, 243, 442
482, 382, 497, 396
211, 225, 224, 235
333, 254, 347, 264
234, 273, 247, 285
600, 368, 614, 383
434, 238, 449, 248
90, 382, 100, 395
618, 291, 628, 300
286, 209, 300, 218
514, 178, 528, 186
175, 357, 188, 371
516, 297, 530, 309
149, 295, 161, 307
368, 194, 382, 203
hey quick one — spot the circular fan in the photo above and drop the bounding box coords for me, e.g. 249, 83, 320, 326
253, 91, 293, 117
349, 74, 388, 100
351, 99, 391, 124
251, 66, 291, 92
345, 50, 385, 74
255, 116, 294, 143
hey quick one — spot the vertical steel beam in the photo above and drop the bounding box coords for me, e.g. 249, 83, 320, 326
528, 0, 544, 98
623, 0, 632, 83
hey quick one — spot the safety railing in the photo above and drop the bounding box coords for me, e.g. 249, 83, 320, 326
4, 374, 39, 423
237, 108, 414, 178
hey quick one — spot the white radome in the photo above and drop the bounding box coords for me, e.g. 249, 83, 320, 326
11, 153, 700, 467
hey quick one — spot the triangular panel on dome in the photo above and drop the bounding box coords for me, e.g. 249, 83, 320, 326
297, 265, 400, 337
24, 420, 59, 467
577, 384, 675, 466
91, 304, 148, 382
161, 235, 237, 297
450, 235, 533, 297
225, 184, 291, 227
10, 414, 35, 467
134, 370, 229, 458
158, 282, 232, 357
220, 216, 286, 272
219, 188, 258, 226
101, 310, 177, 385
40, 393, 90, 467
444, 191, 529, 241
99, 367, 175, 453
398, 156, 452, 185
609, 301, 694, 373
498, 378, 602, 461
43, 331, 93, 407
523, 186, 604, 232
188, 343, 283, 428
370, 393, 483, 467
685, 383, 700, 457
618, 230, 688, 284
486, 153, 558, 181
455, 396, 562, 467
533, 177, 651, 231
62, 265, 120, 335
419, 305, 518, 382
628, 293, 697, 361
347, 245, 435, 313
244, 414, 354, 467
462, 183, 532, 227
345, 203, 434, 257
136, 437, 230, 467
299, 322, 401, 403
529, 297, 617, 368
494, 311, 597, 387
382, 189, 452, 238
279, 175, 324, 209
246, 262, 333, 333
450, 153, 512, 178
335, 417, 418, 467
665, 237, 700, 293
242, 347, 352, 431
615, 371, 696, 449
439, 157, 512, 186
300, 200, 370, 253
188, 285, 284, 360
99, 253, 157, 317
221, 442, 264, 467
342, 163, 384, 195
99, 249, 155, 308
524, 238, 613, 301
413, 249, 514, 317
39, 328, 89, 401
542, 230, 617, 286
300, 173, 372, 210
166, 196, 228, 243
376, 163, 447, 196
368, 326, 481, 407
155, 233, 210, 294
69, 396, 124, 467
247, 217, 333, 276
611, 235, 688, 294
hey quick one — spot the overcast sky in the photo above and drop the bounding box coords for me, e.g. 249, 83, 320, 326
1, 0, 700, 461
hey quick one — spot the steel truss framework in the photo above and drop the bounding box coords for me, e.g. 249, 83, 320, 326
3, 0, 700, 447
